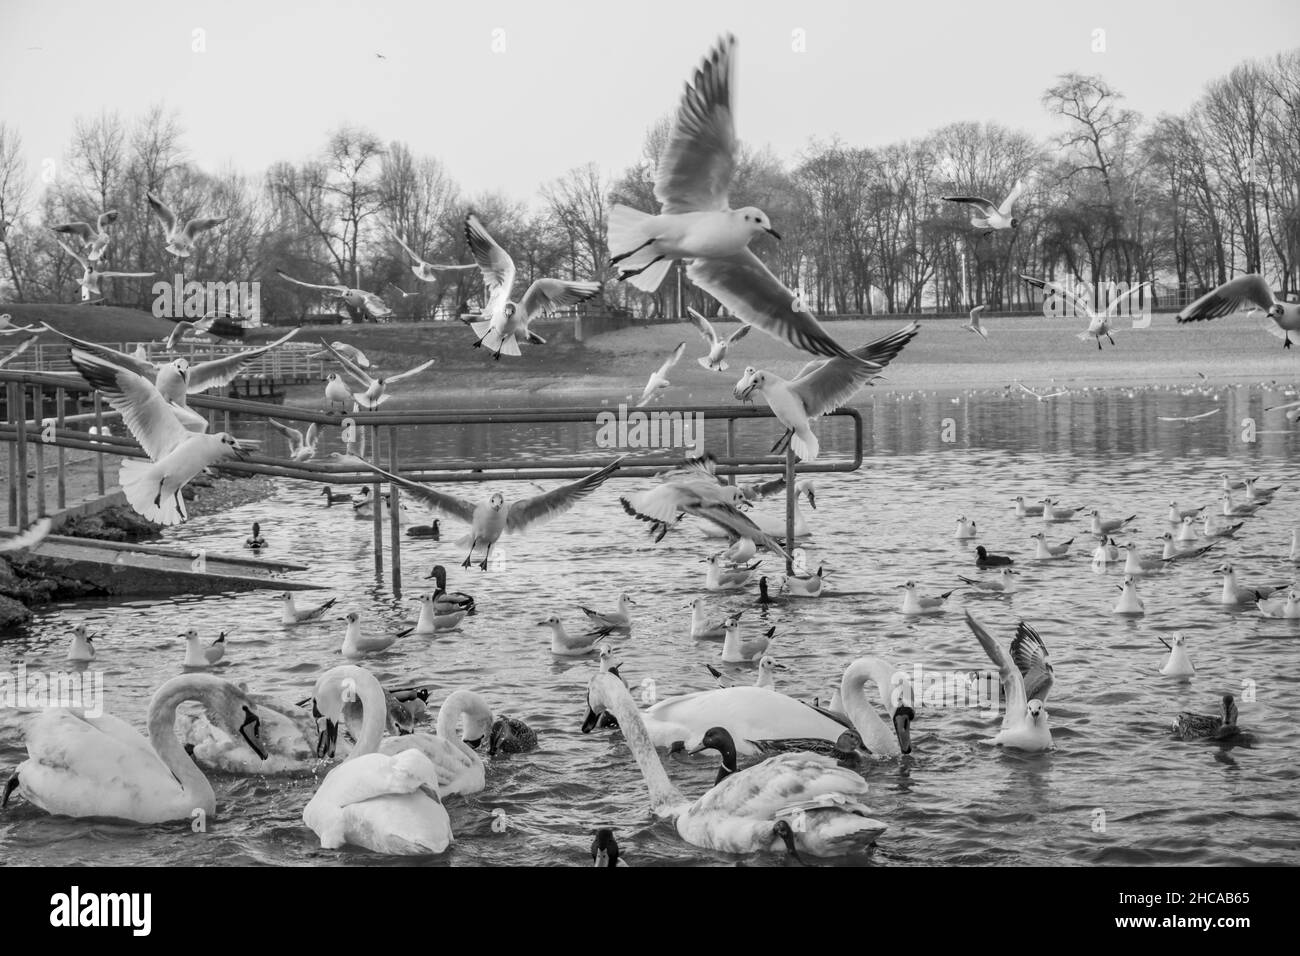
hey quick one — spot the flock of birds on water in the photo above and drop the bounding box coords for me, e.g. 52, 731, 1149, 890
1, 34, 1297, 864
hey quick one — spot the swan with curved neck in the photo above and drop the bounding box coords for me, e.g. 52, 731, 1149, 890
314, 667, 488, 797
304, 665, 451, 855
8, 675, 267, 823
580, 673, 885, 858
630, 657, 912, 757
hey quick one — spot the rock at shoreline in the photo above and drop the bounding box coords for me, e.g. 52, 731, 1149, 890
0, 594, 32, 628
60, 506, 162, 543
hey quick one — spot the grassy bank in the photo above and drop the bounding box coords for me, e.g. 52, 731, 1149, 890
8, 303, 1297, 406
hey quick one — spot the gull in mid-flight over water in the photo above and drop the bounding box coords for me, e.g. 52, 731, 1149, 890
347, 455, 625, 570
637, 342, 686, 407
1176, 274, 1300, 348
687, 307, 751, 371
1022, 275, 1150, 350
464, 213, 601, 359
733, 322, 921, 461
608, 36, 857, 361
961, 305, 990, 339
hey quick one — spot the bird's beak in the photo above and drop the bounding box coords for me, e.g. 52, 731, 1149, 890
536, 620, 550, 626
687, 743, 707, 756
765, 228, 782, 240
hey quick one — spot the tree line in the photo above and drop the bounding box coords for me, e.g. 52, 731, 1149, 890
0, 49, 1295, 323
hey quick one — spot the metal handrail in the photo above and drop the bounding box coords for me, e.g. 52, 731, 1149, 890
2, 366, 863, 590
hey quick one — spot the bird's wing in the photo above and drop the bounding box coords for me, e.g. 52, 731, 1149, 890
942, 196, 998, 217
656, 342, 686, 377
276, 269, 346, 295
267, 418, 305, 449
687, 250, 857, 359
790, 322, 921, 417
464, 214, 516, 300
182, 217, 227, 239
55, 238, 90, 271
0, 335, 37, 367
505, 456, 625, 532
1103, 281, 1150, 317
518, 279, 601, 324
686, 307, 720, 346
164, 321, 194, 351
0, 516, 53, 553
146, 192, 177, 232
51, 221, 95, 241
98, 210, 119, 230
964, 611, 1026, 733
390, 232, 427, 266
1176, 275, 1277, 323
1010, 621, 1054, 703
304, 422, 319, 447
356, 290, 392, 316
42, 323, 156, 376
353, 463, 478, 524
67, 349, 191, 460
319, 339, 377, 388
680, 500, 790, 560
383, 357, 437, 384
186, 329, 300, 392
1021, 274, 1096, 319
655, 34, 736, 214
723, 322, 752, 346
997, 179, 1025, 216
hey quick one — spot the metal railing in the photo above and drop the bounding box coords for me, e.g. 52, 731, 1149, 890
3, 340, 326, 382
1, 367, 863, 591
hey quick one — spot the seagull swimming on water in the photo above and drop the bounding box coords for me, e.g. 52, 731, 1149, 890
963, 611, 1053, 751
608, 36, 858, 361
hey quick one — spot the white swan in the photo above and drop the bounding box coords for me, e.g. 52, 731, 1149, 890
964, 612, 1053, 751
580, 672, 886, 858
314, 667, 488, 799
631, 657, 912, 757
5, 674, 267, 822
304, 666, 451, 855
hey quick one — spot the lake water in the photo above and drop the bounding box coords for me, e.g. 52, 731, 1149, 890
3, 382, 1299, 866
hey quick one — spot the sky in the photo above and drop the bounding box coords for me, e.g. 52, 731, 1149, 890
2, 0, 1298, 202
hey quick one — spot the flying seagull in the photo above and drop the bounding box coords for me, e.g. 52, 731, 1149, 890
1176, 275, 1300, 348
608, 36, 858, 361
942, 180, 1025, 237
686, 307, 751, 371
146, 191, 227, 258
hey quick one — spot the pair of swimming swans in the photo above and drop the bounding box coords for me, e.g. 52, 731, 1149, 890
604, 656, 914, 759
6, 675, 268, 824
581, 672, 887, 858
303, 666, 498, 855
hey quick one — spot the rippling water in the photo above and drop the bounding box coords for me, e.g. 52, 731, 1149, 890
3, 383, 1299, 866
